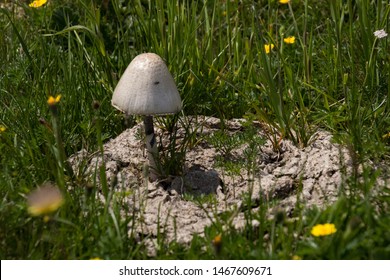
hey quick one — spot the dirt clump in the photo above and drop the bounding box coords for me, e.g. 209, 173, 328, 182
69, 116, 387, 255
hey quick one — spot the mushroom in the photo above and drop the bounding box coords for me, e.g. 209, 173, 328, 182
111, 53, 182, 181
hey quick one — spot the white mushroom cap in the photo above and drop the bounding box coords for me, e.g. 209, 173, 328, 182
112, 53, 182, 116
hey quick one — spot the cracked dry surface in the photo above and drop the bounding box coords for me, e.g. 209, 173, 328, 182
69, 116, 387, 255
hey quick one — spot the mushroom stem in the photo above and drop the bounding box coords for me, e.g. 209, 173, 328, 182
143, 115, 159, 181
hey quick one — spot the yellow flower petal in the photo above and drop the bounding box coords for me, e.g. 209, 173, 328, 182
283, 36, 296, 44
0, 125, 6, 133
27, 184, 64, 216
311, 223, 337, 237
29, 0, 47, 8
212, 234, 222, 246
264, 44, 275, 54
279, 0, 290, 4
47, 95, 61, 106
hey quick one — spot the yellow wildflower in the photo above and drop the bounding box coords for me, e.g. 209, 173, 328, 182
382, 132, 390, 139
311, 223, 337, 237
292, 255, 302, 260
47, 95, 61, 106
279, 0, 290, 4
90, 257, 102, 260
212, 233, 222, 254
0, 125, 6, 133
27, 184, 64, 216
284, 36, 296, 44
212, 234, 222, 246
29, 0, 47, 8
264, 44, 275, 54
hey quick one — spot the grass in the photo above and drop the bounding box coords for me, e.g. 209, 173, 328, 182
0, 0, 389, 259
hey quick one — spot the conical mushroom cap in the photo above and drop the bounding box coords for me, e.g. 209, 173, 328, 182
112, 53, 182, 116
